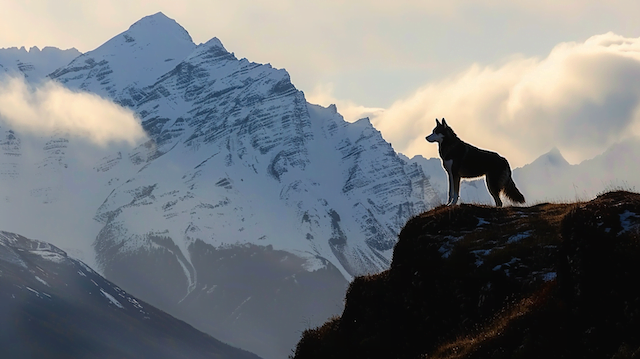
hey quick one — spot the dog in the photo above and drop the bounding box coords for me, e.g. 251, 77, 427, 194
425, 118, 525, 207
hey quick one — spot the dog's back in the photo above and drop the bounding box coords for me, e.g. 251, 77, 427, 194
450, 141, 507, 179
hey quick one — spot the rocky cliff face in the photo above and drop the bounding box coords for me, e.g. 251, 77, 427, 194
293, 191, 640, 359
0, 231, 260, 359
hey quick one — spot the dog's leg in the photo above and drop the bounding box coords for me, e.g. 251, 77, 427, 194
450, 174, 461, 206
446, 174, 454, 205
444, 159, 455, 205
486, 174, 503, 207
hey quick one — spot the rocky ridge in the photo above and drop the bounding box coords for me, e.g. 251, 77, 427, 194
0, 46, 80, 81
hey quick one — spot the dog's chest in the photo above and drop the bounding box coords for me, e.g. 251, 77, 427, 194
443, 159, 454, 174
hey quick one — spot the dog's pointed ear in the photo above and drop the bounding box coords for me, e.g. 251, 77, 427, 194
435, 118, 441, 126
442, 118, 448, 127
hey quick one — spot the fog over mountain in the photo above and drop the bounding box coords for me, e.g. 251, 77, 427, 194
1, 11, 639, 359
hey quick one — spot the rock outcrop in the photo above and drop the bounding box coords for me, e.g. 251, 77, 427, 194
293, 191, 640, 359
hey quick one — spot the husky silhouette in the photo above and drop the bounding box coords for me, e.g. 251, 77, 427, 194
426, 118, 525, 207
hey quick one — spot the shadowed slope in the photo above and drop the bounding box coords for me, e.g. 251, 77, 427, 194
0, 231, 261, 359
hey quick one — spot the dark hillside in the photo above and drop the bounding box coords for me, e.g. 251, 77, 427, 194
292, 191, 640, 358
0, 231, 261, 359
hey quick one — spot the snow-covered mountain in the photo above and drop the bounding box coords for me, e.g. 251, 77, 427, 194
0, 46, 80, 81
0, 230, 260, 359
1, 12, 439, 359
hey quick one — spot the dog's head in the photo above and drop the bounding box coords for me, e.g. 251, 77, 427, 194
426, 118, 450, 143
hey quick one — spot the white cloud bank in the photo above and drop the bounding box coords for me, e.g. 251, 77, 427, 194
0, 75, 147, 146
367, 32, 640, 167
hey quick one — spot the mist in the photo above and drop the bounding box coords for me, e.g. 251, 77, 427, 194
0, 75, 147, 146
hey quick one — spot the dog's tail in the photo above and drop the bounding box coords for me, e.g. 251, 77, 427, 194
503, 174, 525, 204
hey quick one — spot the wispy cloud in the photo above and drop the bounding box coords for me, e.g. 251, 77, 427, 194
370, 32, 640, 167
306, 83, 384, 123
0, 75, 147, 146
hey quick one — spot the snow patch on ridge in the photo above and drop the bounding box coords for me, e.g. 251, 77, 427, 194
619, 210, 639, 233
31, 250, 66, 263
100, 288, 124, 308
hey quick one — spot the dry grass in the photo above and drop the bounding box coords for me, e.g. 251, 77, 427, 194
428, 283, 555, 359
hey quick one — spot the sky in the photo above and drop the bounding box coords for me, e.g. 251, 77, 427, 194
2, 0, 640, 166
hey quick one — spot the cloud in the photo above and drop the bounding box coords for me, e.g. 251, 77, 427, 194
370, 32, 640, 167
306, 83, 385, 123
0, 75, 147, 146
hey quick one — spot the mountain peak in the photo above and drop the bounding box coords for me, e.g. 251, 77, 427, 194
141, 11, 170, 20
529, 146, 570, 168
544, 146, 569, 166
202, 36, 225, 49
126, 12, 193, 45
130, 12, 174, 27
130, 12, 173, 26
50, 12, 196, 94
547, 146, 561, 157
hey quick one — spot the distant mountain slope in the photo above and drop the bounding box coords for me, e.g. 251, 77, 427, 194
0, 231, 261, 359
514, 141, 640, 202
293, 191, 640, 358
